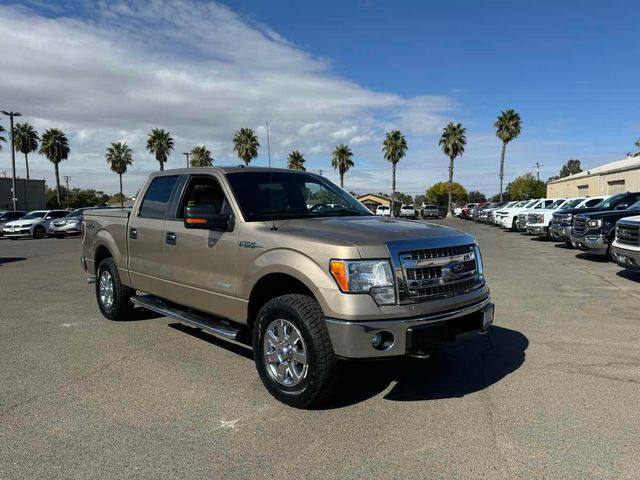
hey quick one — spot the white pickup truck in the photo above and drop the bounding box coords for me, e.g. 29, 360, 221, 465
611, 215, 640, 270
515, 199, 561, 232
524, 198, 584, 238
495, 199, 544, 230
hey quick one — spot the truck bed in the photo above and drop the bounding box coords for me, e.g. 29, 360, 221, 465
82, 208, 131, 276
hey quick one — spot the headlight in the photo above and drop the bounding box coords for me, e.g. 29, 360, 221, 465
330, 259, 396, 305
587, 219, 602, 228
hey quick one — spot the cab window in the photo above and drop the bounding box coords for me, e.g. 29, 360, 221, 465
177, 176, 230, 219
139, 175, 179, 219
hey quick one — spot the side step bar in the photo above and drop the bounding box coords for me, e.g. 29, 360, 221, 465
130, 295, 241, 340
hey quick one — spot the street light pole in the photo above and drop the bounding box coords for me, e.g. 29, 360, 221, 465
183, 152, 190, 168
64, 175, 71, 209
1, 110, 22, 211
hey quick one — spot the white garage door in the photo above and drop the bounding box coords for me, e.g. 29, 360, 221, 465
607, 180, 625, 194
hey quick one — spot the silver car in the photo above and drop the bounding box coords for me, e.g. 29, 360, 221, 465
0, 211, 26, 237
3, 209, 68, 239
49, 208, 86, 238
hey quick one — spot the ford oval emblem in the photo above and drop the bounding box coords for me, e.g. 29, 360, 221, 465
448, 261, 465, 275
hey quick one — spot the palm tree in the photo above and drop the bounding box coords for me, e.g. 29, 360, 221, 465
39, 128, 70, 206
190, 145, 213, 167
331, 144, 354, 188
382, 130, 408, 217
105, 142, 133, 209
0, 124, 6, 150
287, 150, 306, 171
494, 109, 522, 201
233, 128, 260, 166
13, 123, 39, 179
439, 122, 467, 217
146, 128, 174, 171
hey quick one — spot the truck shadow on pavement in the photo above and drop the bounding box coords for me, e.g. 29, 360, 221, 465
616, 269, 640, 283
0, 257, 26, 266
320, 326, 528, 409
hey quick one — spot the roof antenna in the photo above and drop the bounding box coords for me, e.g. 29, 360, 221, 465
266, 121, 277, 231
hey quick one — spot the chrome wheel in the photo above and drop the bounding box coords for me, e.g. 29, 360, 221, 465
263, 318, 308, 386
99, 270, 115, 310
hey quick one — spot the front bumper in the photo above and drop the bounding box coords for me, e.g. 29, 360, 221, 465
611, 243, 640, 270
571, 234, 607, 255
549, 223, 572, 241
2, 228, 32, 237
325, 297, 493, 359
49, 224, 81, 235
526, 224, 548, 237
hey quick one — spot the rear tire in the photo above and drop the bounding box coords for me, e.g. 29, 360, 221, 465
253, 294, 339, 408
96, 257, 134, 321
33, 226, 46, 239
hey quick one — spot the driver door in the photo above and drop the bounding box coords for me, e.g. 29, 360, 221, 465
162, 174, 239, 319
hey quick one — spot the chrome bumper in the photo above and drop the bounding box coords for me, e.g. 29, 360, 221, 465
325, 297, 493, 359
571, 234, 607, 255
611, 244, 640, 270
526, 225, 547, 236
549, 224, 572, 241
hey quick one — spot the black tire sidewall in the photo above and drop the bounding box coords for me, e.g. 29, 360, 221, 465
96, 258, 132, 321
253, 296, 334, 407
33, 226, 45, 239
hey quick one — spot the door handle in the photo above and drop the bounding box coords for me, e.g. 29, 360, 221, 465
129, 228, 137, 239
166, 231, 176, 245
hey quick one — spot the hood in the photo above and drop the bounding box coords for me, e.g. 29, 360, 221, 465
576, 208, 640, 221
272, 216, 474, 252
5, 219, 38, 227
560, 206, 609, 216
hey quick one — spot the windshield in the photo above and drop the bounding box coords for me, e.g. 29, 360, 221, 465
628, 200, 640, 210
593, 193, 625, 209
547, 199, 565, 209
226, 171, 373, 221
524, 200, 538, 208
21, 211, 47, 220
560, 199, 584, 210
66, 209, 83, 218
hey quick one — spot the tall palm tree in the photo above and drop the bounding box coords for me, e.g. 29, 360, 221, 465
439, 122, 467, 217
287, 150, 306, 171
190, 145, 213, 167
39, 128, 69, 206
13, 123, 39, 179
494, 109, 522, 201
382, 130, 408, 217
331, 144, 354, 188
0, 124, 6, 150
105, 142, 133, 209
233, 128, 260, 166
146, 128, 174, 171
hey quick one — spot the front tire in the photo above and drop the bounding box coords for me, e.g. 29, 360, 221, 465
511, 217, 518, 231
96, 257, 134, 321
253, 294, 339, 408
33, 226, 46, 239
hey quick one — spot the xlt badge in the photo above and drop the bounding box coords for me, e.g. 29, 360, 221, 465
239, 241, 264, 249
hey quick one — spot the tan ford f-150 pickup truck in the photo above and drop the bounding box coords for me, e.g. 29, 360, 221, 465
81, 167, 494, 407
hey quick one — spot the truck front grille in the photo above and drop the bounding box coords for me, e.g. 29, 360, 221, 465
399, 245, 481, 300
617, 224, 640, 246
517, 213, 527, 228
573, 217, 587, 237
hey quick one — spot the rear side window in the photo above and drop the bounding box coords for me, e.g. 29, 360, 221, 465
139, 176, 179, 219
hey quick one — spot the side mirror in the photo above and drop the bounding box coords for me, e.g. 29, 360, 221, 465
184, 205, 230, 231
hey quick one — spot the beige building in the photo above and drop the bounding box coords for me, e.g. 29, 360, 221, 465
547, 155, 640, 197
356, 193, 402, 213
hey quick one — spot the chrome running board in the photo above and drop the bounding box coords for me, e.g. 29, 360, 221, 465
131, 294, 240, 340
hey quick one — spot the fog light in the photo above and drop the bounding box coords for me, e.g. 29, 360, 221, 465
371, 334, 382, 348
370, 331, 394, 351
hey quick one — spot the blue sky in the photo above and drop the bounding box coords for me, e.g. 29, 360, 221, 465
0, 0, 638, 196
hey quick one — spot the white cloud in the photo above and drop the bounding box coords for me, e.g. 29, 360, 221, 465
0, 0, 457, 195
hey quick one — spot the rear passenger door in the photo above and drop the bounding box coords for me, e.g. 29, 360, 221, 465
162, 174, 239, 318
128, 175, 180, 297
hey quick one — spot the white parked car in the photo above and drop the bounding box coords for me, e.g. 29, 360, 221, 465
376, 205, 390, 217
3, 209, 69, 239
399, 204, 416, 218
494, 200, 535, 228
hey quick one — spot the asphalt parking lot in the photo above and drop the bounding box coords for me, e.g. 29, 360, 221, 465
1, 220, 639, 480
